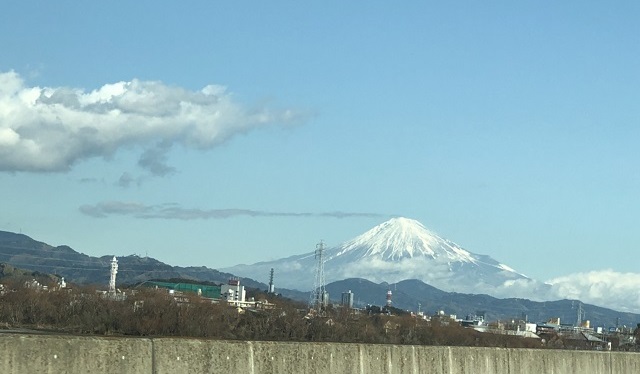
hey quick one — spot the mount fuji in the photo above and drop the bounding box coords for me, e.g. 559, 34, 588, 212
223, 217, 536, 297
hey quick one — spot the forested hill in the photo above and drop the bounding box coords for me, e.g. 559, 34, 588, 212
0, 262, 60, 285
0, 230, 266, 289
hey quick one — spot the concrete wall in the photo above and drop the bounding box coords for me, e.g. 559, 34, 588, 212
0, 334, 151, 374
1, 334, 639, 374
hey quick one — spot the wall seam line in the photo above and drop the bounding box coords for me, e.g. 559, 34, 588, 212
151, 338, 156, 374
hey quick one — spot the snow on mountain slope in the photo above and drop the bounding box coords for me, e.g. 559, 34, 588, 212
222, 217, 530, 297
333, 217, 479, 263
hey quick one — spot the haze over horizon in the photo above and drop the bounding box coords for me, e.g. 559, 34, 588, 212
1, 3, 639, 310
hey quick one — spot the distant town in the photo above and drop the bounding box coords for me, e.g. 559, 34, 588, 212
1, 256, 639, 352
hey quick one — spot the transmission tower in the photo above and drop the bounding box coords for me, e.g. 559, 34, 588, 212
309, 240, 327, 310
576, 301, 584, 327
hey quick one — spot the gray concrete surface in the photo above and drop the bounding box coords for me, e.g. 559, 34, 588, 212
1, 334, 639, 373
0, 334, 151, 374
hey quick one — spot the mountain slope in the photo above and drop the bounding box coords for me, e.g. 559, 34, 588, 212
0, 262, 61, 285
0, 230, 267, 289
223, 217, 529, 296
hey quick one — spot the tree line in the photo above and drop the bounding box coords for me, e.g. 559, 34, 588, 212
1, 279, 630, 350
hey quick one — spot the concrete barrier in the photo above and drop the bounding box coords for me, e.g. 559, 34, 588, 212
1, 334, 640, 373
0, 334, 152, 374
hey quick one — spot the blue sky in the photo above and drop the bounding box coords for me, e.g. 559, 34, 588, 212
1, 2, 639, 287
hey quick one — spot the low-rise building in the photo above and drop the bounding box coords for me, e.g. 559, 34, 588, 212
221, 278, 246, 305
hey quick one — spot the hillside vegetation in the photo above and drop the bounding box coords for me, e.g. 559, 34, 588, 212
0, 282, 543, 349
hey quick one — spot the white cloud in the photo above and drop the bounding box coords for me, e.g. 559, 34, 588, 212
456, 270, 640, 314
0, 70, 300, 173
545, 270, 640, 313
490, 270, 640, 313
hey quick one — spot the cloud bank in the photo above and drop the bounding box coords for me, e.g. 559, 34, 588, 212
79, 201, 386, 220
494, 270, 640, 313
546, 270, 640, 313
0, 71, 299, 173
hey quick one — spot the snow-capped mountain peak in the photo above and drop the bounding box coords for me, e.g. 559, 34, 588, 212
334, 217, 477, 263
222, 217, 527, 295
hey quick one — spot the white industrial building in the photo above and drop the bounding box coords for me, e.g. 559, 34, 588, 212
221, 278, 246, 305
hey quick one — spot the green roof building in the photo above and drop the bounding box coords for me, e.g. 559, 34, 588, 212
141, 280, 221, 299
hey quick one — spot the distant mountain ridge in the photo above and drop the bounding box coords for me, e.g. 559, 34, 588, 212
3, 228, 639, 326
321, 278, 640, 328
223, 217, 531, 296
0, 230, 267, 289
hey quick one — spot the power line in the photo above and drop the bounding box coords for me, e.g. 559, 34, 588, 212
2, 261, 146, 273
0, 243, 134, 260
0, 249, 162, 269
0, 252, 112, 266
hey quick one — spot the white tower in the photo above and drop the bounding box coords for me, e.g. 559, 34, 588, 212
109, 256, 118, 293
268, 268, 275, 294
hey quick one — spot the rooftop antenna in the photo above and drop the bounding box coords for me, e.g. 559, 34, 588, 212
309, 240, 327, 310
109, 256, 118, 293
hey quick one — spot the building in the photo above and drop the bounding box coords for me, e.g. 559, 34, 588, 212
341, 290, 354, 308
142, 280, 221, 299
221, 278, 246, 305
